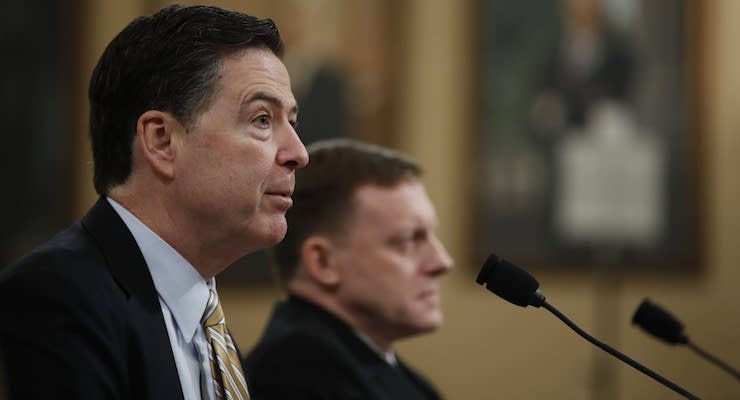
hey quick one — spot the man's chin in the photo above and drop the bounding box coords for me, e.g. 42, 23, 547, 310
412, 313, 444, 333
245, 218, 288, 250
264, 219, 289, 245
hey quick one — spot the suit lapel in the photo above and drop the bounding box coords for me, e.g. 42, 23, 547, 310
364, 358, 439, 400
82, 197, 184, 400
284, 297, 441, 400
395, 358, 444, 400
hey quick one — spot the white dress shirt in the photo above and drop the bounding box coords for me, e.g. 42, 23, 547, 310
108, 198, 216, 400
353, 329, 399, 367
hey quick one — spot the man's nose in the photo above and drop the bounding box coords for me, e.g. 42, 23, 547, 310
277, 125, 309, 169
425, 234, 454, 276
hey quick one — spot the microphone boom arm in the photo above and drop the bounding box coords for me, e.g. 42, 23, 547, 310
542, 300, 701, 400
686, 341, 740, 381
632, 298, 740, 382
476, 255, 703, 399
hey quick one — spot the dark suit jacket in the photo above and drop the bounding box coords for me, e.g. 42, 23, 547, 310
0, 197, 184, 399
245, 296, 444, 400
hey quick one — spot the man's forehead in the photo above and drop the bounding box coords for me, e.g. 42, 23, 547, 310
240, 90, 298, 115
354, 182, 432, 220
220, 48, 294, 99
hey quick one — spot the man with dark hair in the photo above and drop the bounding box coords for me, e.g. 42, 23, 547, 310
245, 139, 453, 399
0, 5, 307, 399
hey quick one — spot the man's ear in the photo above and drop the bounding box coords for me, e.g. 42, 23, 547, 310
136, 110, 181, 179
300, 236, 341, 287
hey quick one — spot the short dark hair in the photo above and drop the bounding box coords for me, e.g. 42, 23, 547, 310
272, 138, 422, 284
88, 5, 283, 194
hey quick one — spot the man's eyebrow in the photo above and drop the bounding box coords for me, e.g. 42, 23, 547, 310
241, 91, 298, 115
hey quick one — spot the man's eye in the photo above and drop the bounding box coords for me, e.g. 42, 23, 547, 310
254, 114, 271, 127
392, 232, 426, 252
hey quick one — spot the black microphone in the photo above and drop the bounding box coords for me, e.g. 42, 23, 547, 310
475, 254, 545, 308
633, 298, 740, 381
476, 254, 702, 400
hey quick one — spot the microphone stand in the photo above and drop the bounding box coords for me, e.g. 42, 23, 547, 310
542, 300, 702, 400
632, 297, 740, 382
686, 341, 740, 381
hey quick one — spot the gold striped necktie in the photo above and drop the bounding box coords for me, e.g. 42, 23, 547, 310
202, 289, 250, 400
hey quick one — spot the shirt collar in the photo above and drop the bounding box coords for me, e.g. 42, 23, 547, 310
107, 197, 210, 342
353, 329, 398, 366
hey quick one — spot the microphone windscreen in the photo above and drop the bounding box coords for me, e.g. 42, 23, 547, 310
476, 254, 540, 307
632, 299, 688, 344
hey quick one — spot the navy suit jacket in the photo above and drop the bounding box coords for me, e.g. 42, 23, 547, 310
0, 198, 184, 399
245, 296, 444, 400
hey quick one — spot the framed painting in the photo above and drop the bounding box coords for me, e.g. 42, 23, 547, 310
475, 0, 701, 271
